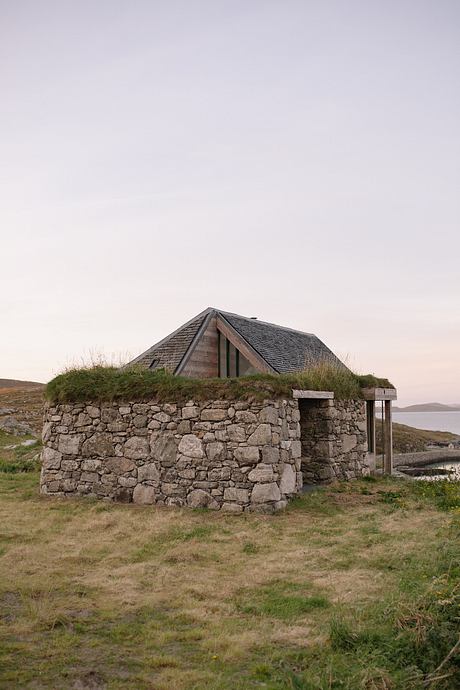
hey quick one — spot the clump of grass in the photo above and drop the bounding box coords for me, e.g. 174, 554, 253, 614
0, 458, 40, 474
131, 524, 218, 562
411, 479, 460, 511
236, 581, 330, 621
45, 363, 394, 404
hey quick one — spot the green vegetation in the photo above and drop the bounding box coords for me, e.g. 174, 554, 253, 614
0, 471, 459, 689
45, 363, 394, 403
0, 430, 41, 473
236, 581, 330, 620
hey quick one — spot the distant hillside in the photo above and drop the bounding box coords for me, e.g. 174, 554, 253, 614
0, 378, 44, 390
376, 422, 460, 454
0, 385, 44, 436
393, 402, 460, 413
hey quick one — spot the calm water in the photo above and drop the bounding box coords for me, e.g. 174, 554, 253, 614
392, 411, 460, 435
420, 460, 460, 481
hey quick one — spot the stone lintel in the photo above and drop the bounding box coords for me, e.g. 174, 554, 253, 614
292, 390, 334, 400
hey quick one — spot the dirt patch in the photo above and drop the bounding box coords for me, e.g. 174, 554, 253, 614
72, 671, 106, 689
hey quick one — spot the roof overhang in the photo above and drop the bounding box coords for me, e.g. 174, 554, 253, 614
362, 387, 397, 401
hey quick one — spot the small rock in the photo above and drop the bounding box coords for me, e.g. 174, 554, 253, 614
187, 489, 219, 509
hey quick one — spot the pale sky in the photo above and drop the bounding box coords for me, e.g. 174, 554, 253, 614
1, 1, 459, 405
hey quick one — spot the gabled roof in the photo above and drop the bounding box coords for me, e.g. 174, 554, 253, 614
127, 307, 346, 374
218, 310, 345, 373
128, 310, 210, 371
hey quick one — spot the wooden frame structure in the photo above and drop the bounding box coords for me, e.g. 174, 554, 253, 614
362, 388, 397, 475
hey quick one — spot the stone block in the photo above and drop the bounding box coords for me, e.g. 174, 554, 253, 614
58, 435, 81, 455
138, 462, 160, 483
105, 457, 136, 474
291, 440, 302, 459
75, 413, 92, 427
124, 436, 150, 459
101, 408, 119, 423
259, 407, 278, 425
153, 412, 170, 424
247, 424, 272, 446
251, 482, 281, 504
341, 434, 357, 453
280, 464, 296, 494
223, 487, 249, 503
41, 447, 62, 469
61, 459, 79, 471
262, 447, 280, 464
221, 503, 243, 513
81, 472, 98, 483
208, 467, 231, 481
187, 489, 219, 509
226, 425, 246, 442
248, 464, 274, 483
182, 406, 199, 419
206, 441, 226, 463
82, 433, 115, 458
61, 478, 77, 492
178, 434, 204, 458
177, 420, 191, 434
133, 414, 148, 428
201, 408, 227, 421
235, 410, 257, 424
118, 476, 137, 488
133, 484, 156, 504
234, 446, 260, 465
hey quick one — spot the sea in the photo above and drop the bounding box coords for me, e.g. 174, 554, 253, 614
392, 411, 460, 435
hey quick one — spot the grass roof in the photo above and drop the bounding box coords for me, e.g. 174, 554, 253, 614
45, 364, 394, 404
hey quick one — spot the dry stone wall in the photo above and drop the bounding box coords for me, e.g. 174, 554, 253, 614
40, 398, 302, 513
299, 399, 369, 483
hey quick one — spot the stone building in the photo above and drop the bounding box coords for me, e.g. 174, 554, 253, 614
40, 309, 396, 511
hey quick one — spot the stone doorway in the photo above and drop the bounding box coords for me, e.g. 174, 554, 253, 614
297, 396, 370, 485
298, 398, 334, 485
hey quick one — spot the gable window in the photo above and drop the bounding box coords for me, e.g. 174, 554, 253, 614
217, 332, 257, 377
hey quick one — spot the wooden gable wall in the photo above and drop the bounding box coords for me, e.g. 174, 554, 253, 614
179, 316, 219, 377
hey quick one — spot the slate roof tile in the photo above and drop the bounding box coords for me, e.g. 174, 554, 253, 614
128, 308, 345, 374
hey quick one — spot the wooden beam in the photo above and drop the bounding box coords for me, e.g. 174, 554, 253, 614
362, 387, 397, 401
366, 400, 376, 454
383, 400, 393, 475
292, 390, 334, 399
215, 315, 276, 374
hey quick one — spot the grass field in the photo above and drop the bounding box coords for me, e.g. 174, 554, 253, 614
0, 469, 459, 689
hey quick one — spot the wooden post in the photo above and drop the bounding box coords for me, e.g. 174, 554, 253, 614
366, 400, 376, 454
384, 400, 393, 475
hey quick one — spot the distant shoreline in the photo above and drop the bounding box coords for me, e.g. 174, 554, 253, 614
393, 404, 460, 413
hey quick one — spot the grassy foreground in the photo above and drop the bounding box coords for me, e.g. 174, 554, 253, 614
0, 473, 459, 690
